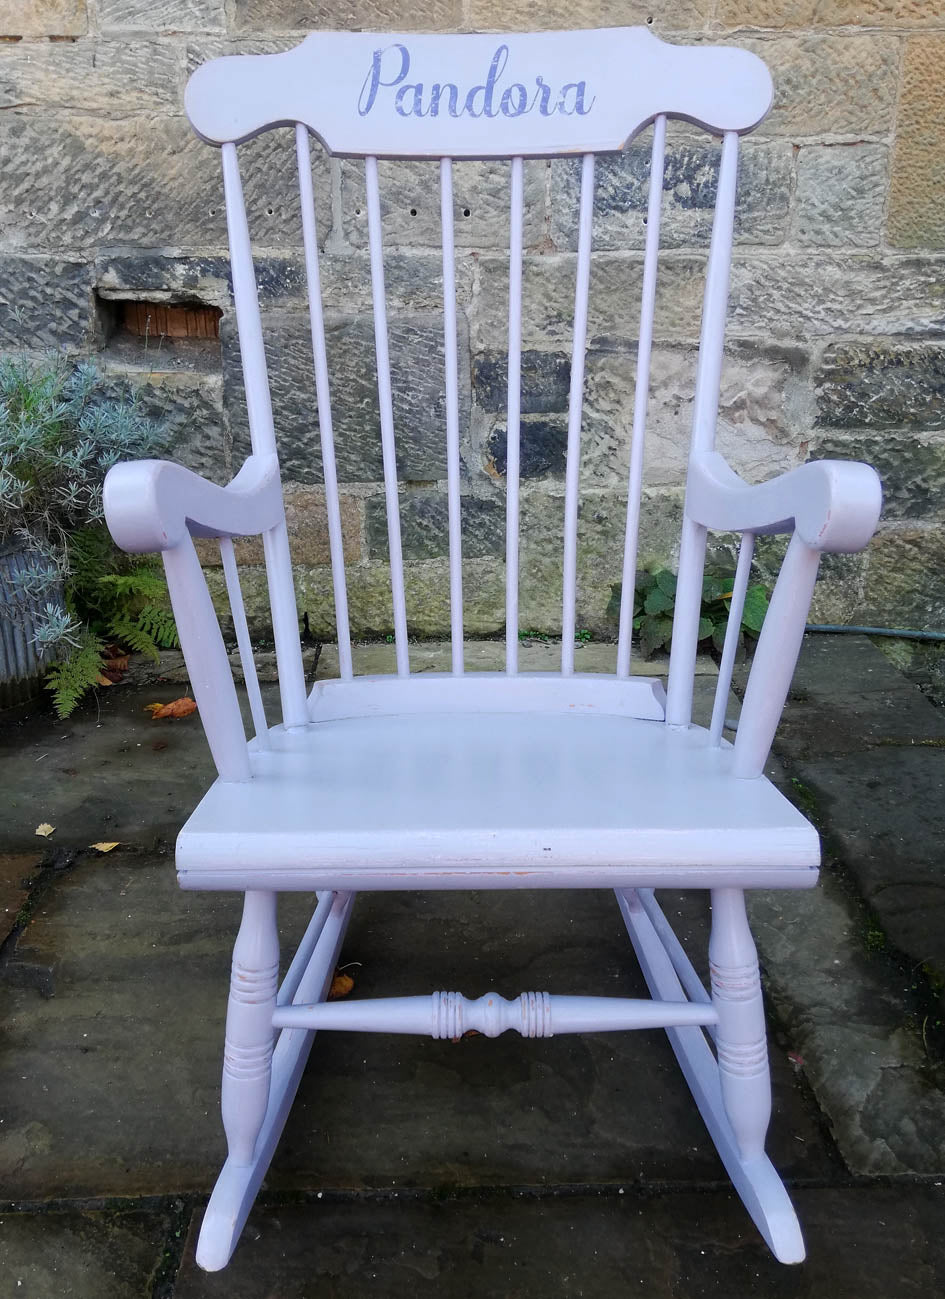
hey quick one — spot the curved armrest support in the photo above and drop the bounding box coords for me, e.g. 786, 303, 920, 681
687, 451, 882, 553
103, 454, 284, 554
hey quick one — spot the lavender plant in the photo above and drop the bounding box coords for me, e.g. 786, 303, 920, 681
0, 355, 177, 715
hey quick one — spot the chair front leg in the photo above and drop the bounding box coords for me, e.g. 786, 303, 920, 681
709, 887, 771, 1162
221, 890, 279, 1166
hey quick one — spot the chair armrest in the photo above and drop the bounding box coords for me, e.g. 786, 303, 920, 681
686, 451, 882, 553
103, 454, 284, 555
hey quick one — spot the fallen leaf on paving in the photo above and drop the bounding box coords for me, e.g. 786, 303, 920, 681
144, 702, 163, 715
35, 823, 55, 838
328, 970, 355, 1000
147, 697, 198, 720
94, 673, 115, 687
104, 653, 130, 672
90, 841, 120, 853
152, 740, 168, 751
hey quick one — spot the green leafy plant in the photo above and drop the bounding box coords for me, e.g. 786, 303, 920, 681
633, 567, 769, 660
0, 356, 176, 715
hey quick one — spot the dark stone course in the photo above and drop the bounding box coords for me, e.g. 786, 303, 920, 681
366, 491, 505, 561
95, 252, 307, 308
487, 418, 569, 479
473, 350, 571, 414
815, 343, 945, 430
0, 256, 93, 351
224, 312, 469, 484
809, 432, 945, 520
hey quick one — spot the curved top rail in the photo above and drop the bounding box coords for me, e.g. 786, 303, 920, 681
184, 28, 773, 157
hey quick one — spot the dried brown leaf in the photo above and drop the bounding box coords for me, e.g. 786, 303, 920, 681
148, 697, 198, 721
328, 970, 355, 1000
34, 822, 55, 838
90, 841, 120, 853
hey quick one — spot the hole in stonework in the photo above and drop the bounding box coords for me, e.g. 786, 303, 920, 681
463, 208, 471, 217
410, 208, 418, 216
355, 208, 362, 215
266, 206, 274, 216
646, 15, 653, 23
642, 216, 648, 225
117, 300, 222, 341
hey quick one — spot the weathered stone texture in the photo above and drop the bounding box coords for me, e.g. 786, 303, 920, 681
224, 311, 469, 483
0, 256, 92, 351
0, 41, 182, 114
795, 145, 887, 247
232, 0, 459, 31
366, 491, 505, 560
463, 0, 709, 32
816, 343, 945, 431
580, 343, 808, 489
742, 36, 899, 137
0, 116, 330, 253
473, 350, 571, 415
198, 488, 361, 564
473, 254, 709, 350
0, 0, 86, 36
486, 418, 568, 479
552, 141, 792, 251
861, 527, 945, 630
889, 37, 945, 249
97, 0, 225, 31
0, 1211, 169, 1299
341, 159, 546, 251
810, 434, 945, 521
718, 0, 943, 28
729, 256, 945, 339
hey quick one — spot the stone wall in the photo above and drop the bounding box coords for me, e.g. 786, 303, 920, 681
2, 1, 945, 639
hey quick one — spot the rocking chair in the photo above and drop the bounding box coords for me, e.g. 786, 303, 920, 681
103, 27, 882, 1272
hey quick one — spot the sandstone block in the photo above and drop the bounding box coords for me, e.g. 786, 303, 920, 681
0, 0, 86, 36
0, 41, 182, 114
795, 145, 886, 248
718, 0, 941, 29
341, 158, 546, 251
473, 349, 571, 415
889, 37, 945, 250
728, 255, 945, 339
463, 0, 708, 33
809, 433, 945, 522
551, 140, 791, 251
860, 527, 945, 630
198, 488, 361, 565
231, 0, 459, 31
473, 252, 709, 350
740, 36, 899, 138
224, 311, 469, 483
98, 0, 225, 31
485, 418, 568, 479
580, 341, 808, 490
186, 40, 296, 75
815, 343, 945, 431
365, 491, 504, 560
0, 116, 329, 254
0, 257, 93, 351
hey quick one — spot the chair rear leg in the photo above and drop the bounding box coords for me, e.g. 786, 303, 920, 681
222, 889, 279, 1166
709, 886, 771, 1162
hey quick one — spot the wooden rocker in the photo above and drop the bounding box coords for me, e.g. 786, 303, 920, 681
103, 28, 882, 1273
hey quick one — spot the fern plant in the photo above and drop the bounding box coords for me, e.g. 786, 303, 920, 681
0, 355, 175, 715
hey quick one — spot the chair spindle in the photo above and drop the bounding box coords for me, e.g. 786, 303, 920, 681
666, 131, 740, 728
219, 537, 270, 749
365, 155, 410, 675
505, 157, 525, 674
296, 124, 353, 681
617, 115, 667, 679
709, 532, 754, 747
560, 152, 595, 675
440, 157, 464, 675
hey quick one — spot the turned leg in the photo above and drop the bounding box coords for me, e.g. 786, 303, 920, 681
221, 890, 279, 1166
709, 887, 771, 1162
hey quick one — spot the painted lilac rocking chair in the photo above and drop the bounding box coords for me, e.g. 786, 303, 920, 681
103, 28, 882, 1272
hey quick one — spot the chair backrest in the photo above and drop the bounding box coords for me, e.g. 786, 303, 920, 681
185, 29, 772, 722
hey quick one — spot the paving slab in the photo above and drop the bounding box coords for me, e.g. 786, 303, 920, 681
0, 851, 42, 945
0, 860, 835, 1202
0, 1208, 169, 1299
174, 1185, 945, 1298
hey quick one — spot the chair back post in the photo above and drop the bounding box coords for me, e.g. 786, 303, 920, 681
666, 130, 739, 728
221, 143, 308, 728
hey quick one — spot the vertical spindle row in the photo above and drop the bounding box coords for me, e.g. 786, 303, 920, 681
219, 537, 270, 748
708, 532, 754, 747
505, 157, 525, 675
441, 158, 464, 675
296, 124, 353, 681
560, 153, 595, 676
365, 155, 410, 676
617, 116, 667, 680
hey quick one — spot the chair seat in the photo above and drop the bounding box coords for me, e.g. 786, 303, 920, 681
177, 700, 820, 890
